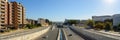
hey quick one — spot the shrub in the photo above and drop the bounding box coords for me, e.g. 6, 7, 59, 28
104, 22, 112, 31
87, 19, 95, 28
26, 24, 34, 29
94, 23, 105, 30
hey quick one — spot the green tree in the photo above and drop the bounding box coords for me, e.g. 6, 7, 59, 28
66, 20, 79, 25
104, 22, 112, 31
94, 22, 105, 30
104, 19, 113, 31
87, 19, 95, 28
36, 24, 41, 27
118, 23, 120, 31
25, 24, 34, 29
45, 19, 50, 23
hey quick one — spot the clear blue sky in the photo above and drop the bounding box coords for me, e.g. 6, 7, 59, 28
9, 0, 120, 21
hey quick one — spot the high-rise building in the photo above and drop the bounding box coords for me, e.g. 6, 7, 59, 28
0, 0, 8, 29
8, 1, 25, 29
0, 1, 25, 29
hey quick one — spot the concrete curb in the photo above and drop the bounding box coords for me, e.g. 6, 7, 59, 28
57, 29, 60, 40
62, 29, 68, 40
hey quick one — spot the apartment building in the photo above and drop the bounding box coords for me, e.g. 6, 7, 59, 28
0, 0, 8, 29
92, 15, 112, 22
0, 0, 25, 29
8, 2, 25, 29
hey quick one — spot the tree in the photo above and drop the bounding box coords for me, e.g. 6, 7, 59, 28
87, 19, 95, 28
104, 19, 113, 31
45, 19, 50, 23
104, 22, 112, 31
118, 23, 120, 31
25, 24, 34, 29
104, 19, 113, 23
94, 22, 105, 30
45, 19, 52, 25
37, 24, 41, 26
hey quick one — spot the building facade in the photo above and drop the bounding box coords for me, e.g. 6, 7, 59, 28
0, 0, 25, 29
26, 19, 37, 25
38, 18, 49, 26
8, 2, 25, 29
113, 14, 120, 26
0, 0, 8, 29
92, 16, 112, 22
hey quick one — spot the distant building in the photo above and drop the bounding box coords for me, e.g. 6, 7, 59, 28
113, 14, 120, 26
38, 18, 49, 27
26, 19, 37, 25
92, 15, 112, 22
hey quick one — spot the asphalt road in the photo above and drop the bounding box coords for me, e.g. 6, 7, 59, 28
34, 25, 59, 40
69, 26, 118, 40
63, 28, 84, 40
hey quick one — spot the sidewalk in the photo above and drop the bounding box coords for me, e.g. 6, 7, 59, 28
98, 30, 120, 37
87, 29, 120, 37
77, 27, 120, 40
73, 26, 119, 40
0, 27, 44, 37
78, 26, 120, 37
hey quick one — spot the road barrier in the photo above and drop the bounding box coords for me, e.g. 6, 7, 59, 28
61, 29, 68, 40
57, 28, 67, 40
1, 27, 50, 40
57, 29, 60, 40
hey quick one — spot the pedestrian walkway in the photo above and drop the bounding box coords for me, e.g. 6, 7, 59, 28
0, 27, 45, 37
98, 30, 120, 37
0, 29, 25, 36
77, 27, 120, 40
79, 26, 120, 37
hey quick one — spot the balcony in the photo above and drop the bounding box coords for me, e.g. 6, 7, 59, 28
1, 16, 5, 18
1, 1, 5, 4
1, 11, 5, 13
1, 7, 5, 10
1, 6, 5, 8
1, 3, 5, 6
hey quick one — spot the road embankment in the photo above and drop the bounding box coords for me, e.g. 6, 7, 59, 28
0, 27, 51, 40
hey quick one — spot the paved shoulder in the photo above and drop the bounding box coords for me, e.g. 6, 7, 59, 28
35, 28, 59, 40
63, 28, 84, 40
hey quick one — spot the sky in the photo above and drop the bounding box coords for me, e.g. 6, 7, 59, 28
9, 0, 120, 21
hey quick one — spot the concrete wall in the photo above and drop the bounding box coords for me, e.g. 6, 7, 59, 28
2, 27, 50, 40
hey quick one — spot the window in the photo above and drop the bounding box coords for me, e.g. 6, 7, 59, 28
1, 24, 5, 26
1, 21, 4, 23
1, 18, 4, 20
